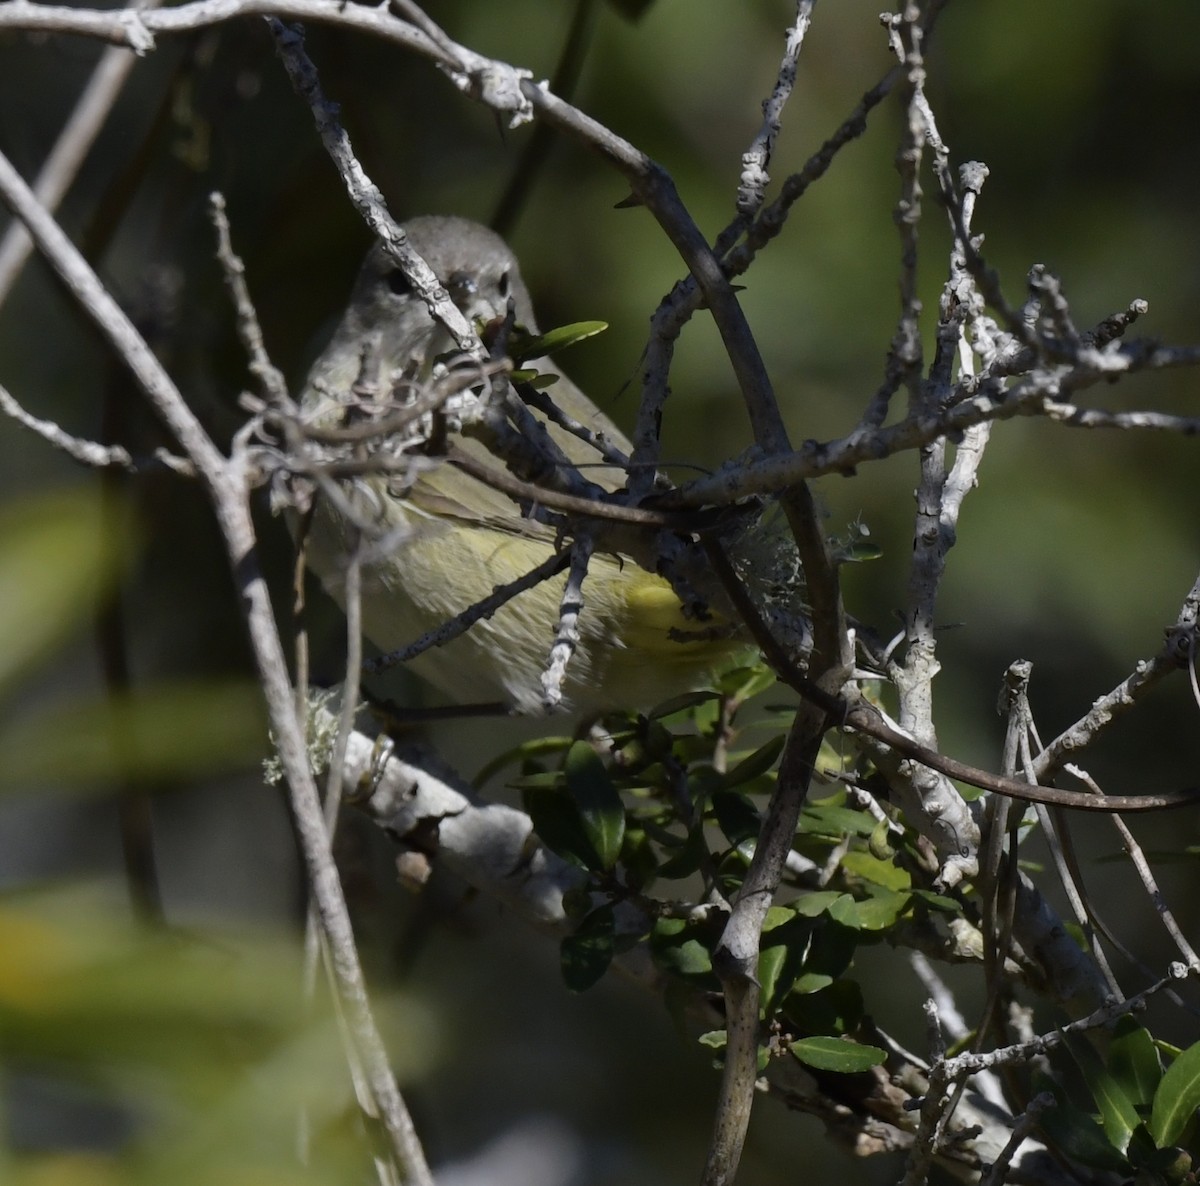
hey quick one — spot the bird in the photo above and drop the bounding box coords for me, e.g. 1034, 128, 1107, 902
294, 215, 797, 715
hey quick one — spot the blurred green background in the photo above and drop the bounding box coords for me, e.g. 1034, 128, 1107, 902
1, 0, 1199, 1182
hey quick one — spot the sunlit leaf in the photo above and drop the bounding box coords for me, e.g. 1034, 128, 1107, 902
757, 944, 789, 1015
651, 918, 714, 980
1110, 1017, 1162, 1110
845, 889, 911, 932
510, 321, 608, 364
761, 905, 795, 933
840, 850, 911, 892
1151, 1039, 1200, 1148
834, 540, 883, 563
793, 891, 850, 918
790, 972, 834, 996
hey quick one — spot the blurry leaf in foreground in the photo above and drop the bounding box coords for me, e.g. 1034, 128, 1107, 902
0, 681, 266, 792
0, 487, 126, 694
0, 884, 438, 1180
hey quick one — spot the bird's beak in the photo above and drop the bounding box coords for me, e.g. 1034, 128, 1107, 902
446, 270, 482, 316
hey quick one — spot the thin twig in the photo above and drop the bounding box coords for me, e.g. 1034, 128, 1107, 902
0, 383, 194, 475
365, 546, 571, 675
1063, 763, 1200, 971
735, 0, 815, 217
0, 0, 164, 306
208, 191, 289, 407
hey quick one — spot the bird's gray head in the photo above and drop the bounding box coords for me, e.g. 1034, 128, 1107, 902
342, 216, 538, 362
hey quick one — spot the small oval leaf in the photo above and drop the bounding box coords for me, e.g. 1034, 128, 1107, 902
511, 321, 608, 364
790, 1036, 884, 1073
564, 742, 625, 871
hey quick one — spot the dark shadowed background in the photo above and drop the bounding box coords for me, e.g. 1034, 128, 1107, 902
1, 1, 1199, 1182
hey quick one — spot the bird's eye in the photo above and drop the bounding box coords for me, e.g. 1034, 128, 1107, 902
497, 269, 512, 300
385, 268, 413, 297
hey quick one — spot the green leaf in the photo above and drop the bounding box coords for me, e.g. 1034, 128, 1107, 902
655, 824, 708, 879
845, 889, 911, 932
790, 971, 834, 996
1110, 1018, 1162, 1110
0, 487, 126, 693
1151, 1039, 1200, 1148
758, 944, 789, 1016
0, 681, 266, 791
1034, 1075, 1132, 1172
560, 904, 614, 992
620, 825, 658, 892
511, 320, 608, 364
651, 918, 715, 981
1132, 1143, 1195, 1182
1066, 1032, 1142, 1153
800, 802, 878, 839
793, 891, 850, 918
656, 936, 712, 978
762, 905, 795, 933
827, 894, 863, 929
721, 735, 785, 790
510, 369, 559, 389
714, 662, 777, 703
789, 1037, 884, 1073
564, 742, 625, 871
910, 888, 964, 915
840, 850, 911, 891
523, 785, 597, 870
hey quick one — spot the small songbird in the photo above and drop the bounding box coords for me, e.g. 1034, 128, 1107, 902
295, 215, 801, 714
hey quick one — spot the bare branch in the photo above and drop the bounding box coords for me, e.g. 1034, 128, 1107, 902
735, 0, 816, 217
